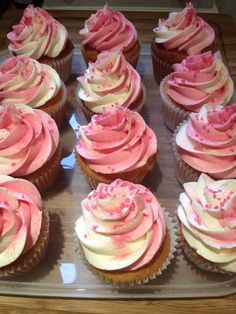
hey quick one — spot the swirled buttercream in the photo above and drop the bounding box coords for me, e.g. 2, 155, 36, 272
0, 56, 61, 108
80, 4, 137, 52
0, 175, 42, 267
7, 5, 68, 59
77, 51, 141, 113
0, 104, 59, 176
75, 179, 166, 270
177, 173, 236, 272
154, 3, 215, 54
76, 108, 157, 174
175, 104, 236, 179
166, 51, 233, 111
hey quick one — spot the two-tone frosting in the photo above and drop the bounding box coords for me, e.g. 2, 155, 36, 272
175, 104, 236, 179
80, 4, 137, 52
77, 51, 141, 113
166, 51, 233, 112
75, 179, 166, 271
0, 175, 42, 268
0, 104, 59, 176
7, 5, 68, 59
177, 174, 236, 272
154, 3, 215, 54
0, 56, 61, 108
76, 108, 157, 174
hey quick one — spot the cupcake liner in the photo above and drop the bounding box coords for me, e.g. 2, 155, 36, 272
41, 81, 67, 128
160, 76, 190, 132
41, 49, 73, 82
151, 50, 173, 85
0, 208, 50, 278
180, 228, 233, 275
76, 152, 156, 190
75, 83, 146, 121
172, 122, 200, 185
23, 143, 62, 193
76, 211, 177, 286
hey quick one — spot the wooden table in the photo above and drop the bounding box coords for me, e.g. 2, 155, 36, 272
0, 6, 236, 314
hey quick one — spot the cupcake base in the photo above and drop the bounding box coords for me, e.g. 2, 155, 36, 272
81, 40, 141, 69
40, 82, 67, 128
0, 208, 50, 279
76, 152, 156, 190
76, 84, 146, 121
39, 39, 74, 82
22, 144, 62, 193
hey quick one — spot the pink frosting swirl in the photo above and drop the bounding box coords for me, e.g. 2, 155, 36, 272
166, 51, 234, 111
7, 5, 68, 59
176, 104, 236, 179
76, 108, 157, 174
0, 104, 59, 176
0, 175, 42, 267
154, 3, 215, 54
80, 4, 137, 52
0, 56, 61, 108
177, 174, 236, 272
75, 179, 166, 271
77, 51, 141, 113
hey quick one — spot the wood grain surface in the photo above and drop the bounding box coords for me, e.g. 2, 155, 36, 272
0, 6, 236, 314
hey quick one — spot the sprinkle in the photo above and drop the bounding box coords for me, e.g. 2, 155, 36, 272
11, 162, 16, 167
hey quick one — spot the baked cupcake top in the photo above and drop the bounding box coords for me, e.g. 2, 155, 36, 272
153, 3, 215, 54
7, 5, 68, 59
75, 179, 166, 271
165, 51, 233, 112
175, 104, 236, 179
177, 173, 236, 273
0, 104, 59, 176
0, 174, 42, 268
0, 56, 61, 108
76, 107, 157, 174
80, 4, 137, 52
77, 51, 141, 113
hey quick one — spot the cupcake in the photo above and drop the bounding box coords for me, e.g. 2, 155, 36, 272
75, 179, 176, 285
80, 4, 140, 68
0, 56, 67, 127
77, 50, 145, 120
0, 104, 61, 193
173, 104, 236, 185
0, 175, 49, 278
75, 108, 157, 189
177, 173, 236, 274
160, 51, 234, 131
151, 3, 215, 84
7, 5, 74, 82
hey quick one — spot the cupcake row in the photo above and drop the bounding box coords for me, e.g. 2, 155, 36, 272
0, 3, 235, 284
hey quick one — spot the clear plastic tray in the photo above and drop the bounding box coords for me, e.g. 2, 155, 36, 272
0, 46, 235, 299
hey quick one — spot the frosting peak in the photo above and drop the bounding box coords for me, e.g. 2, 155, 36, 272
77, 51, 141, 113
76, 107, 157, 174
8, 5, 68, 59
75, 179, 166, 271
154, 3, 215, 54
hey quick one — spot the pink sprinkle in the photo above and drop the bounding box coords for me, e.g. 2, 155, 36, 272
92, 225, 98, 231
11, 162, 16, 166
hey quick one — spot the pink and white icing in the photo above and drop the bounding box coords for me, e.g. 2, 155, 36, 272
175, 104, 236, 179
75, 179, 166, 271
0, 104, 59, 176
80, 4, 137, 52
166, 51, 233, 112
177, 173, 236, 272
0, 175, 42, 268
77, 51, 141, 113
76, 108, 157, 174
154, 3, 215, 54
7, 5, 68, 59
0, 56, 61, 108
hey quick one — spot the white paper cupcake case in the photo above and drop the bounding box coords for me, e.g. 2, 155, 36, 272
75, 83, 147, 121
75, 210, 178, 286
